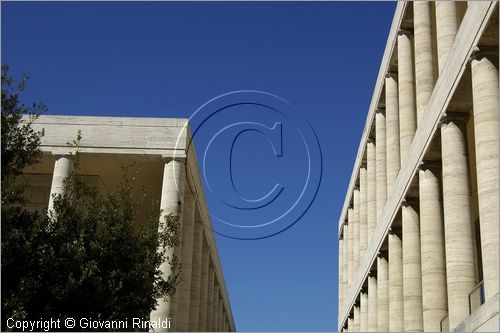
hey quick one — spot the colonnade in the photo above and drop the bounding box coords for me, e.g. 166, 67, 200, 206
47, 156, 234, 332
338, 2, 498, 332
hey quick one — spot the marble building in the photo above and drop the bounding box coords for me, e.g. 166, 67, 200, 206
23, 115, 235, 332
337, 1, 498, 332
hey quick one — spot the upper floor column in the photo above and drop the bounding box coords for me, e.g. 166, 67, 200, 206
375, 109, 387, 221
436, 1, 459, 73
413, 1, 437, 123
385, 72, 401, 195
367, 139, 377, 239
397, 29, 417, 165
359, 165, 368, 254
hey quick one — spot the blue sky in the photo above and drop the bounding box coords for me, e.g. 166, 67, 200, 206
2, 1, 395, 331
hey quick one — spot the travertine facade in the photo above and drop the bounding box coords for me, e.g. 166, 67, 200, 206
338, 2, 499, 332
24, 115, 236, 332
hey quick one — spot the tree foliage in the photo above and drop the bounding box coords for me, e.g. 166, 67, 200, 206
1, 64, 45, 205
1, 66, 180, 331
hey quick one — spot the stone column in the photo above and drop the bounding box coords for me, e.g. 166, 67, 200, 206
174, 195, 196, 331
189, 221, 204, 331
376, 109, 387, 220
367, 139, 377, 238
47, 155, 73, 215
377, 256, 389, 332
151, 158, 186, 331
360, 165, 368, 254
471, 52, 499, 299
435, 1, 459, 73
199, 241, 210, 331
385, 73, 401, 194
348, 208, 354, 290
368, 275, 378, 332
389, 232, 404, 331
360, 292, 368, 332
212, 284, 220, 332
343, 224, 349, 306
348, 318, 353, 333
397, 30, 417, 165
206, 266, 215, 331
402, 201, 424, 331
419, 162, 448, 331
413, 1, 436, 124
353, 306, 360, 331
339, 236, 344, 314
440, 114, 477, 328
353, 188, 360, 276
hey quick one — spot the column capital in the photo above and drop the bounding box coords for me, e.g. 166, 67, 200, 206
401, 198, 419, 209
375, 107, 386, 115
418, 159, 441, 172
469, 47, 499, 64
385, 71, 398, 79
50, 152, 74, 160
360, 160, 367, 169
439, 111, 469, 127
367, 137, 375, 145
397, 28, 414, 37
161, 155, 187, 163
353, 184, 360, 191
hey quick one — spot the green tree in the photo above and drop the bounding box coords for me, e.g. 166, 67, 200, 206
1, 64, 45, 206
1, 66, 181, 331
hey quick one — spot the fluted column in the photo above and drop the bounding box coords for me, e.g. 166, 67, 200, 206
397, 30, 417, 164
206, 266, 215, 331
360, 165, 368, 254
385, 73, 401, 194
151, 158, 186, 331
389, 232, 404, 331
367, 139, 377, 239
353, 306, 360, 331
175, 196, 196, 331
348, 208, 354, 290
348, 318, 353, 333
419, 162, 448, 331
414, 1, 436, 124
353, 188, 360, 275
402, 201, 424, 331
377, 256, 389, 332
441, 114, 477, 328
368, 275, 378, 332
435, 1, 459, 73
343, 224, 349, 306
47, 155, 73, 215
199, 241, 210, 331
376, 109, 387, 221
471, 52, 499, 299
189, 221, 204, 331
360, 292, 368, 332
